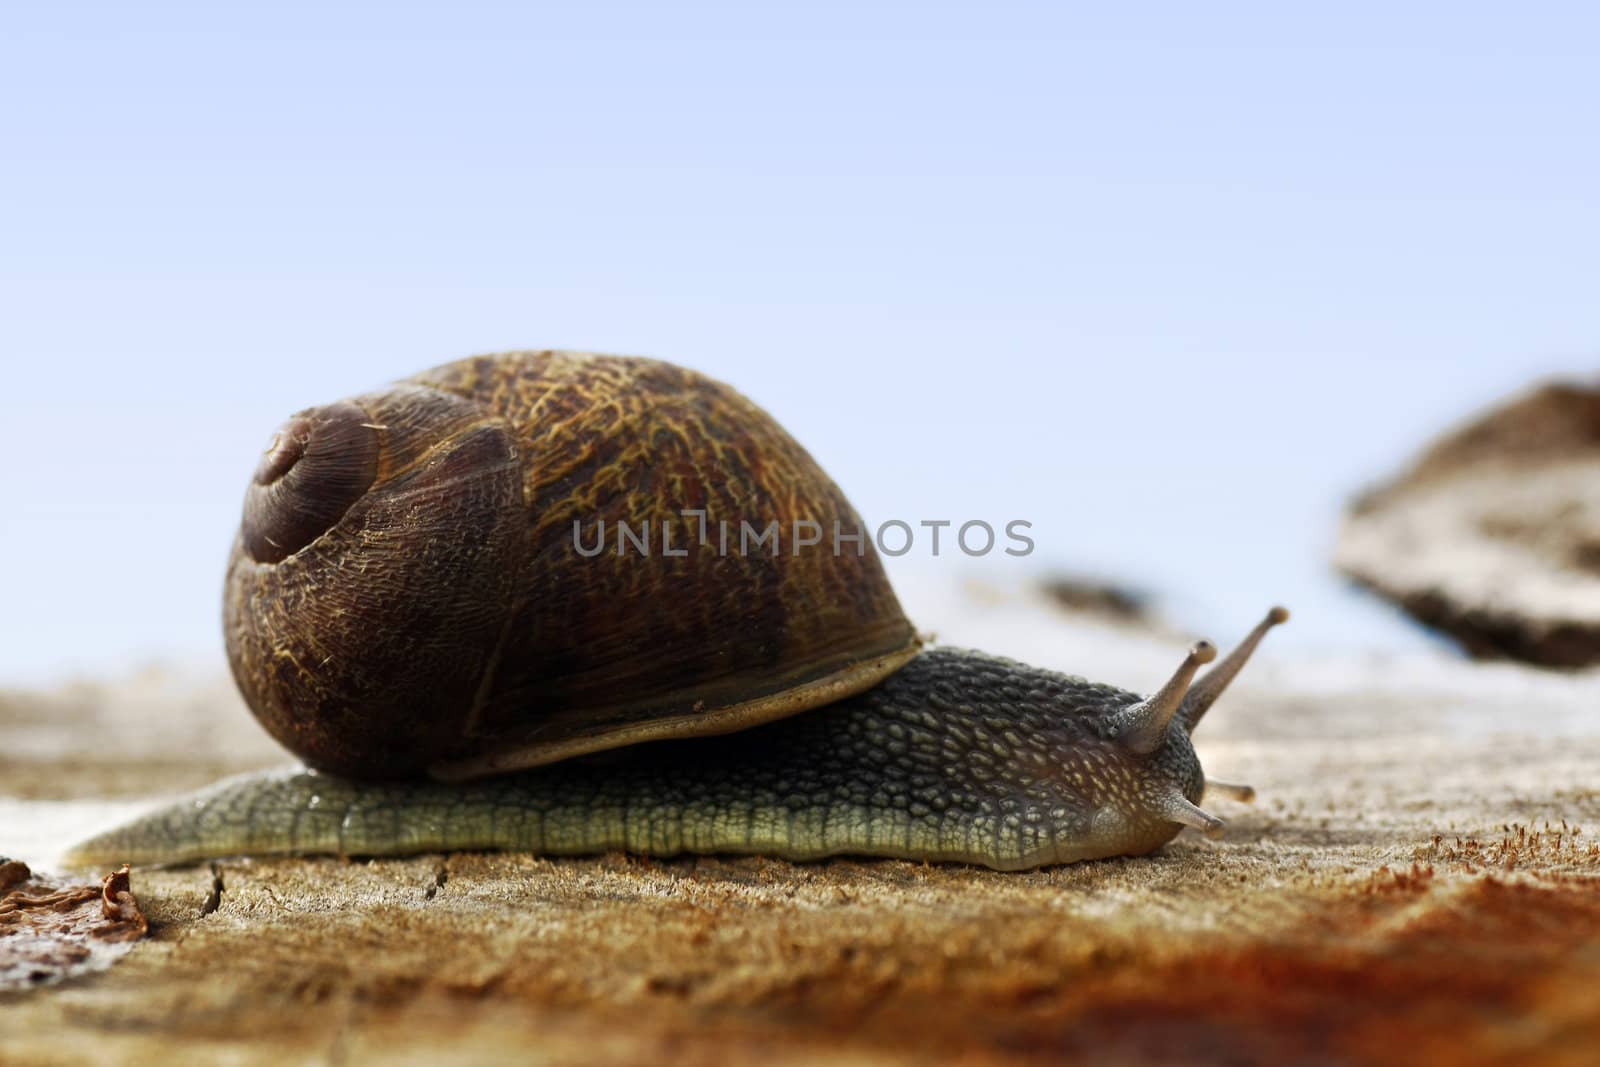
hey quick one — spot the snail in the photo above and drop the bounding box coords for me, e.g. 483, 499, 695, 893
67, 351, 1286, 872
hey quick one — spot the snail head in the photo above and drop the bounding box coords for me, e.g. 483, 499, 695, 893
1101, 606, 1289, 840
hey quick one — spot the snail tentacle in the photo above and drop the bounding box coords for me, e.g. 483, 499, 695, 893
1180, 606, 1290, 732
1112, 641, 1216, 754
1156, 793, 1227, 839
1202, 778, 1257, 803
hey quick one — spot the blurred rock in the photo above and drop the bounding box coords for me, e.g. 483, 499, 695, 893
1336, 380, 1600, 667
1036, 574, 1151, 626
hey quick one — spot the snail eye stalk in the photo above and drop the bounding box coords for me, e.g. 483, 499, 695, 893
1114, 641, 1215, 755
1180, 606, 1290, 734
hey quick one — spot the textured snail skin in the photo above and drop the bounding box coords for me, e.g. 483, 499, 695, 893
66, 646, 1256, 872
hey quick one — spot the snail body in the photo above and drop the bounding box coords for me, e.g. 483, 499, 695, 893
68, 351, 1285, 871
69, 631, 1280, 871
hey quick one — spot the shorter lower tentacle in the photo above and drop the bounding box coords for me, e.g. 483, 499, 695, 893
1203, 778, 1256, 803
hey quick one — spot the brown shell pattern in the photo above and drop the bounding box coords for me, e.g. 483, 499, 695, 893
225, 351, 918, 780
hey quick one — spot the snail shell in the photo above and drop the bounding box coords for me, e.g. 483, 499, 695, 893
227, 351, 918, 780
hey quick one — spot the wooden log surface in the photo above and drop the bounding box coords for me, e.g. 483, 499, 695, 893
3, 591, 1599, 1066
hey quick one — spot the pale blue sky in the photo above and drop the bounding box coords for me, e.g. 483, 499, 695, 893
2, 4, 1596, 682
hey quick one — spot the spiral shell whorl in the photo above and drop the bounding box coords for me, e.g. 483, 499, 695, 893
241, 403, 379, 564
